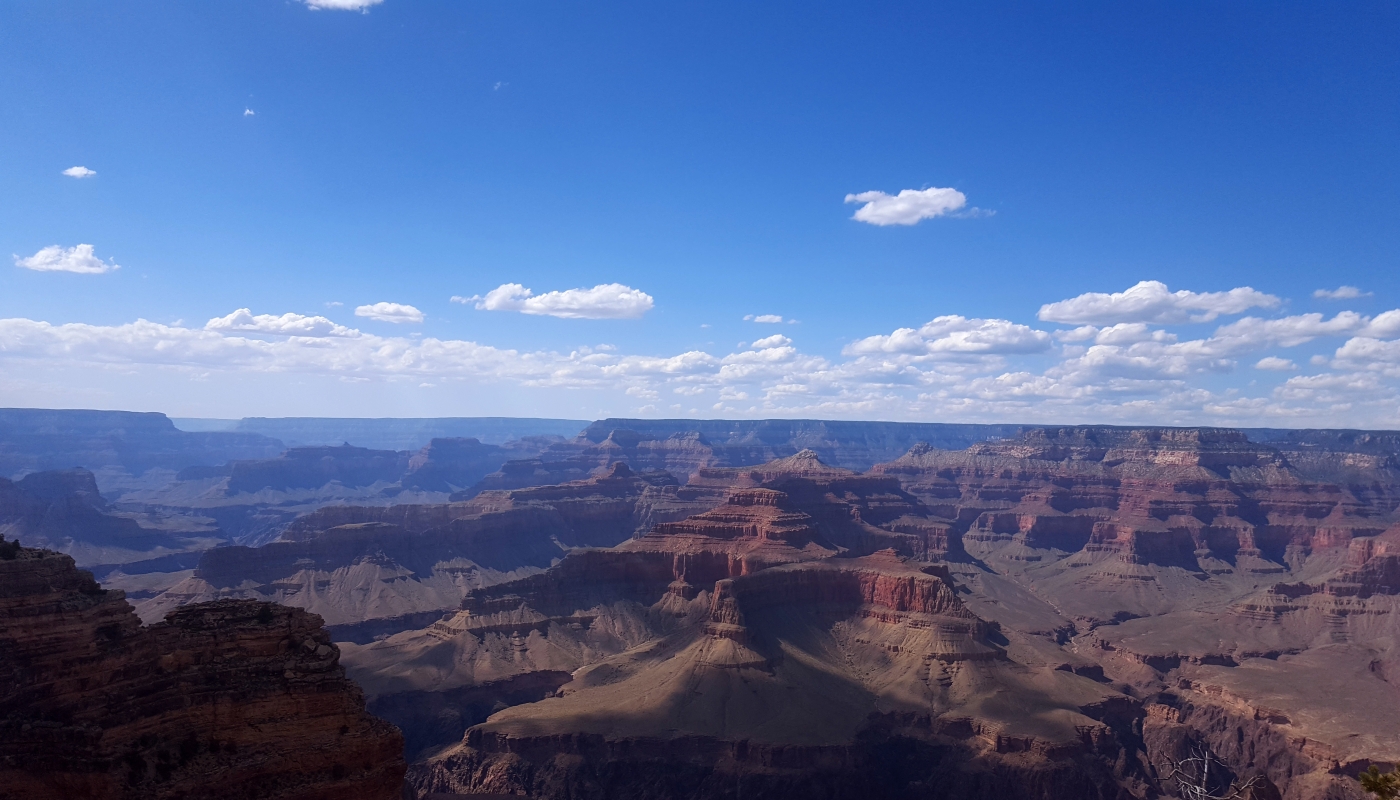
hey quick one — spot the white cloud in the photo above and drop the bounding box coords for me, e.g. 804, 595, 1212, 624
1039, 280, 1281, 325
4, 281, 1400, 427
1313, 285, 1371, 300
1209, 312, 1366, 352
471, 283, 653, 319
1091, 323, 1177, 346
13, 244, 119, 274
1334, 337, 1400, 368
1055, 326, 1099, 343
243, 108, 255, 116
844, 187, 967, 226
205, 309, 358, 338
1359, 309, 1400, 339
750, 334, 792, 349
303, 0, 383, 10
1255, 356, 1297, 371
845, 315, 1051, 356
744, 314, 784, 323
62, 166, 96, 178
354, 302, 424, 324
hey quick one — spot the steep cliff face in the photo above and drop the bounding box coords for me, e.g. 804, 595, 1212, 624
0, 544, 404, 800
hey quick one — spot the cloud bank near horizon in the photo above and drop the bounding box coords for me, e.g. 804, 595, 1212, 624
2, 280, 1399, 427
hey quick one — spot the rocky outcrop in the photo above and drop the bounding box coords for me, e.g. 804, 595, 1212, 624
0, 543, 404, 800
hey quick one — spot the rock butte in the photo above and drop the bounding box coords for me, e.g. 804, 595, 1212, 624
0, 542, 405, 800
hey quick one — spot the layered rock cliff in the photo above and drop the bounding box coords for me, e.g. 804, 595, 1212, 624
139, 463, 697, 632
0, 542, 405, 800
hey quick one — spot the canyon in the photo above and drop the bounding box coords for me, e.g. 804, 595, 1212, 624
5, 411, 1400, 799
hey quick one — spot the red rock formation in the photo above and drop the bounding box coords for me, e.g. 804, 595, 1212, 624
875, 428, 1397, 598
0, 543, 405, 800
411, 554, 1143, 800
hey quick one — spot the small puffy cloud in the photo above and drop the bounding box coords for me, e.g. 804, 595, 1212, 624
750, 334, 792, 349
13, 244, 119, 274
844, 187, 967, 226
1039, 280, 1281, 325
243, 108, 255, 116
471, 283, 653, 319
845, 316, 1051, 356
1255, 356, 1297, 371
303, 0, 382, 9
1313, 285, 1371, 300
744, 314, 784, 323
62, 166, 96, 178
355, 302, 424, 324
206, 309, 357, 338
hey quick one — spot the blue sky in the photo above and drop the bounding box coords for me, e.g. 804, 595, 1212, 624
2, 1, 1398, 425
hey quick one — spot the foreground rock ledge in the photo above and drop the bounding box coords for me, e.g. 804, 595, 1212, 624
0, 543, 405, 800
